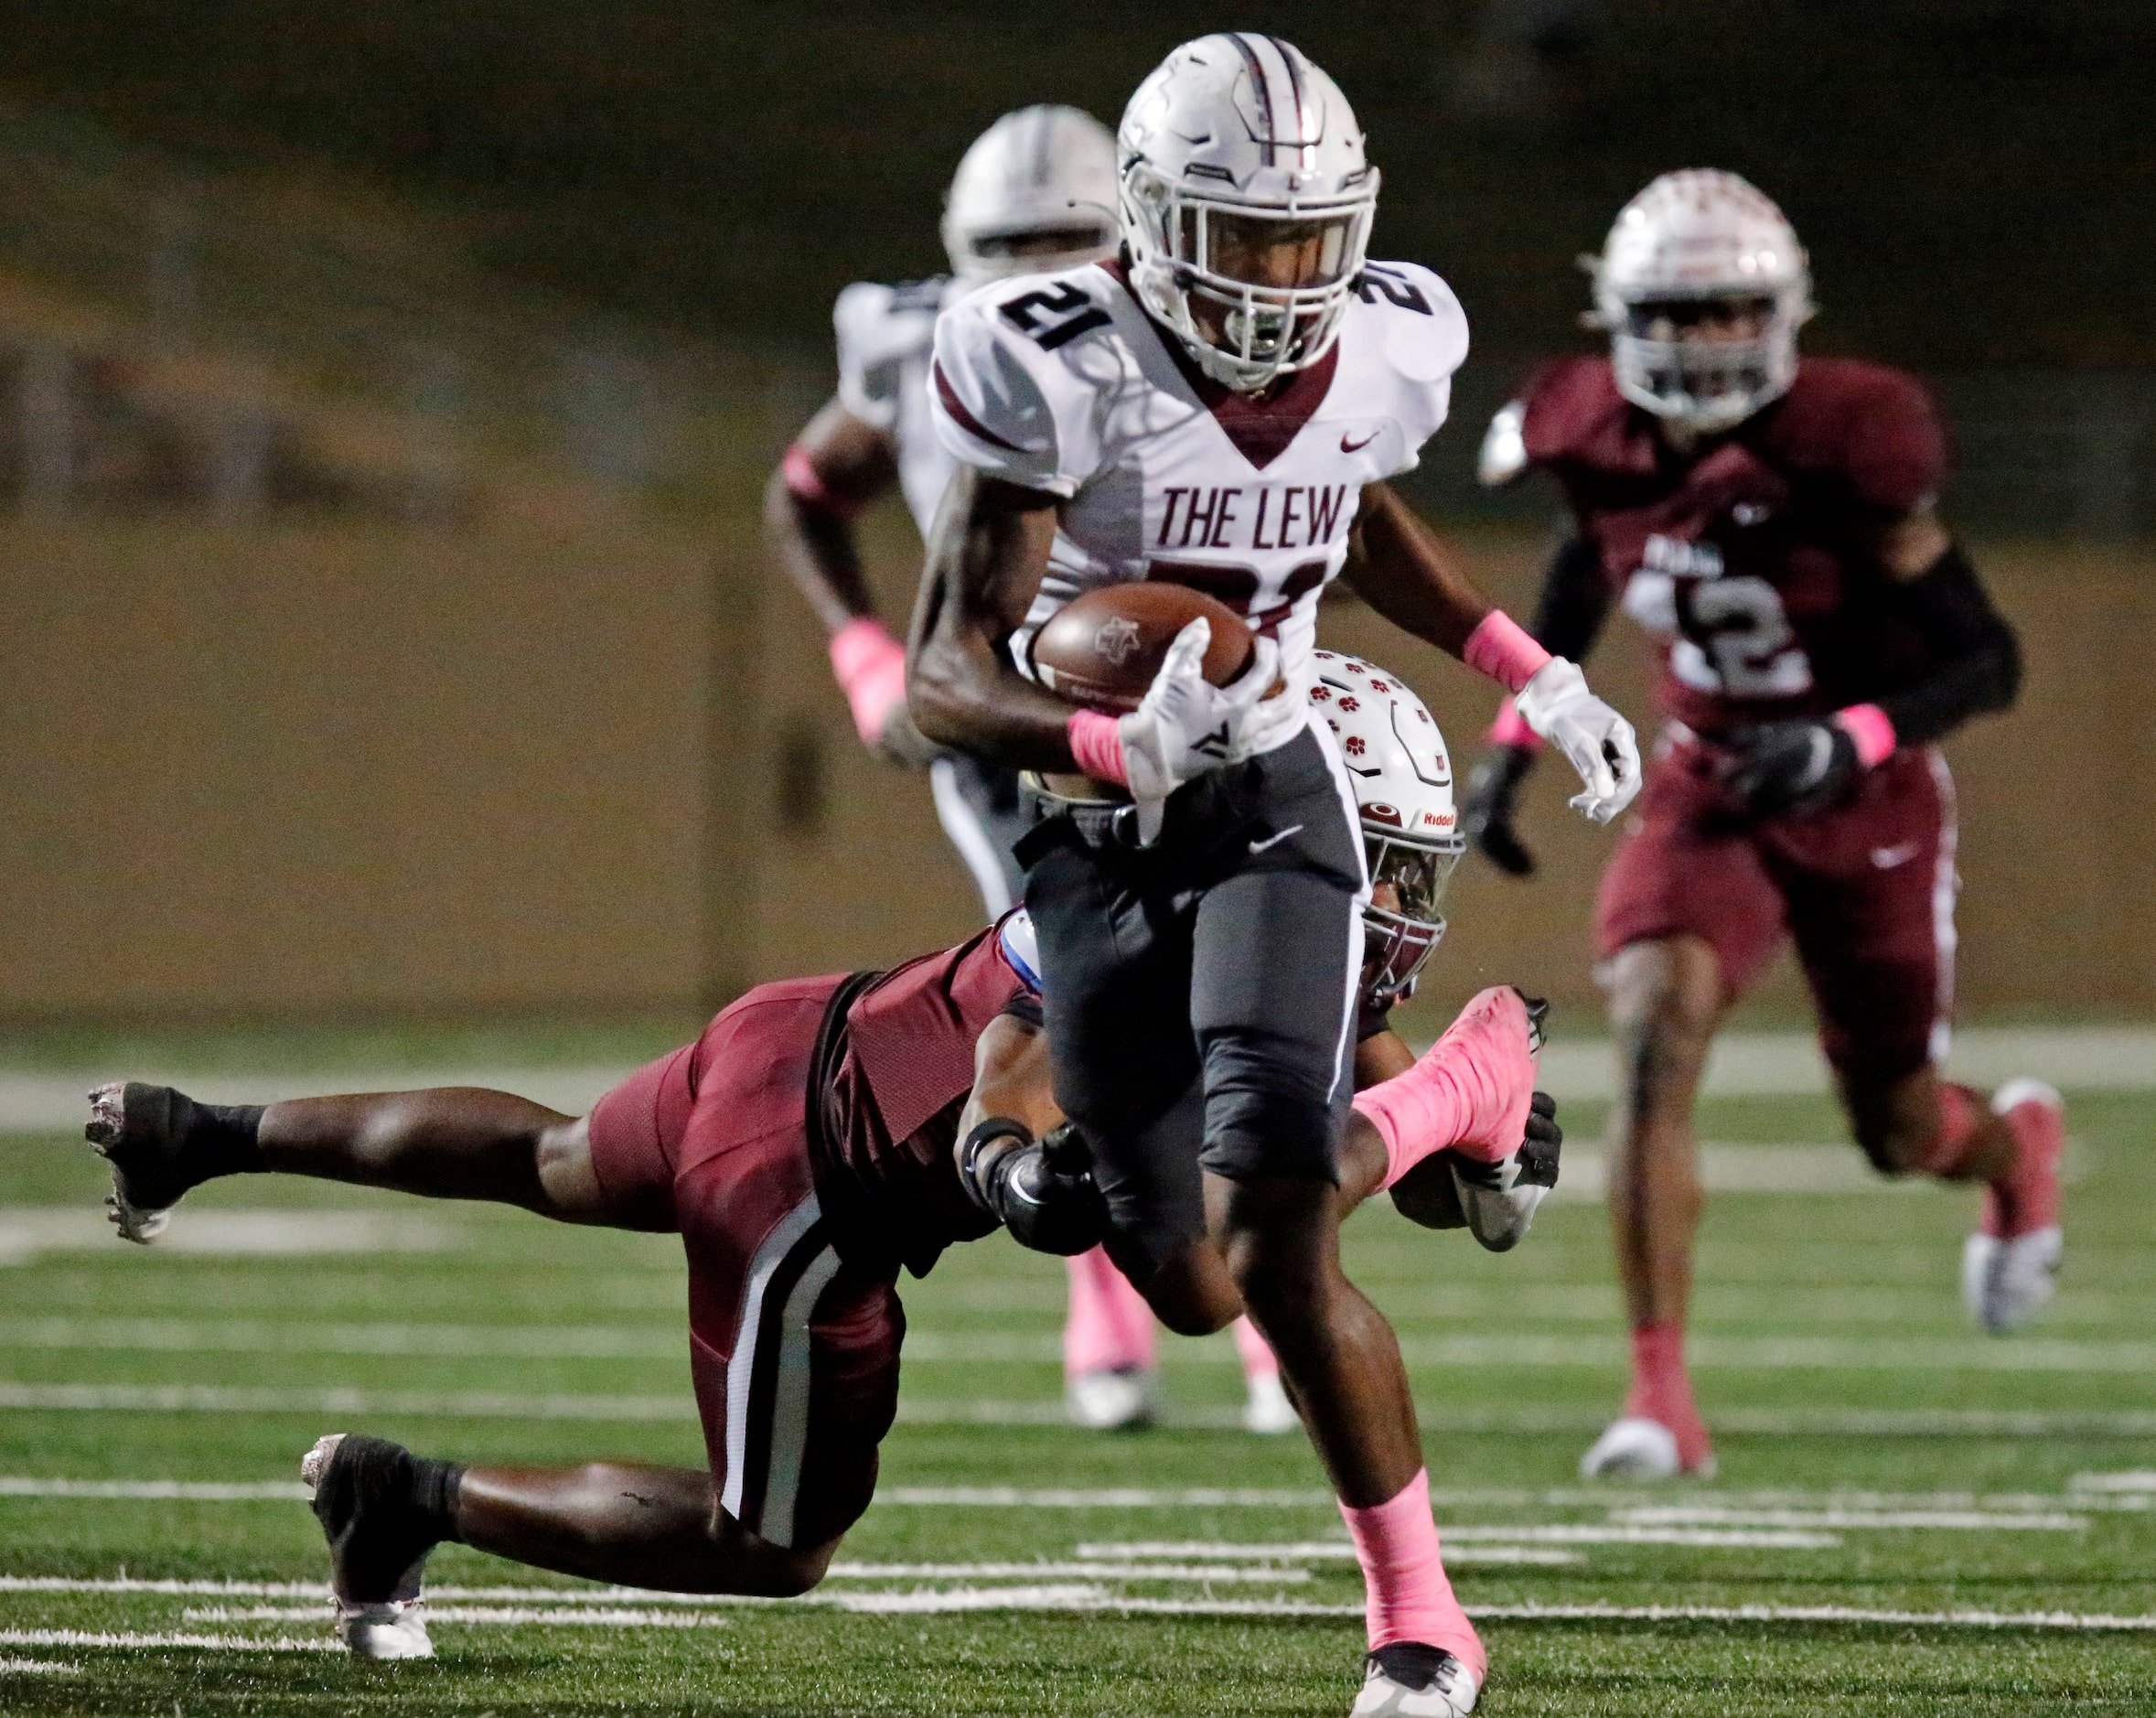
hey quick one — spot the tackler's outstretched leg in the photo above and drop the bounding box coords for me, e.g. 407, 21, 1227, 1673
86, 1080, 611, 1240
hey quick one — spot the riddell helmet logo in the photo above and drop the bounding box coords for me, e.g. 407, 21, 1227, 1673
1093, 616, 1142, 666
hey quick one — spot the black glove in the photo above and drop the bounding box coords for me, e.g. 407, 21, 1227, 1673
959, 1119, 1108, 1256
1461, 744, 1539, 875
1722, 719, 1860, 819
1517, 1090, 1562, 1188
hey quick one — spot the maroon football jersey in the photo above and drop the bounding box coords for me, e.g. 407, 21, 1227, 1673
807, 919, 1035, 1277
1516, 356, 1948, 732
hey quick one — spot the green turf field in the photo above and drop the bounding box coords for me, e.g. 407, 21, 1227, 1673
1, 1079, 2151, 1715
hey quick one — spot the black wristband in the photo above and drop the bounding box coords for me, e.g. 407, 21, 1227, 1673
959, 1117, 1035, 1215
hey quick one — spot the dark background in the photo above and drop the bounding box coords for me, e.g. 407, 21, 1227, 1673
4, 0, 2148, 365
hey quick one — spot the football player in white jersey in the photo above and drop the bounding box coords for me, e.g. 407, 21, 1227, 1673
765, 105, 1293, 1437
908, 34, 1642, 1718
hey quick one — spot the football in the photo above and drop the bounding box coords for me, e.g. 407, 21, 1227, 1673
1028, 583, 1255, 714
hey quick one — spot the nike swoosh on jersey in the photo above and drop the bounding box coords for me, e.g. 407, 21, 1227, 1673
1339, 430, 1379, 453
1872, 841, 1922, 869
1248, 824, 1304, 854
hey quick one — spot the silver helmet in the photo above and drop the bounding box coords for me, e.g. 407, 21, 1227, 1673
1118, 34, 1378, 392
942, 105, 1120, 283
1311, 651, 1464, 1010
1589, 168, 1813, 435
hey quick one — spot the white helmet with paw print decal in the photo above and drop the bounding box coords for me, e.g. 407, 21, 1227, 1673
1311, 650, 1464, 1009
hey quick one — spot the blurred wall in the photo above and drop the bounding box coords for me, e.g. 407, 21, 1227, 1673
4, 513, 2148, 1029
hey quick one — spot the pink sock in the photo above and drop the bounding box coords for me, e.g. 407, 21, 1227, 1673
1231, 1315, 1278, 1382
1984, 1085, 2064, 1238
1338, 1470, 1484, 1678
1624, 1322, 1711, 1471
1062, 1246, 1156, 1379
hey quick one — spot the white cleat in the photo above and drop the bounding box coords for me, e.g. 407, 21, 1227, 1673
1242, 1371, 1299, 1435
337, 1600, 434, 1661
1066, 1367, 1157, 1431
1351, 1645, 1480, 1716
301, 1433, 436, 1661
1962, 1226, 2063, 1334
1580, 1415, 1714, 1480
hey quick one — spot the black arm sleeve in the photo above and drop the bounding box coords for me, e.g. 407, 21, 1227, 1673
1875, 543, 2022, 746
1526, 537, 1614, 662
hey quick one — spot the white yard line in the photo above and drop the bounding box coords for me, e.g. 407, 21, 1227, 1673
1609, 1507, 2085, 1531
2074, 1471, 2156, 1493
0, 1476, 308, 1500
9, 1320, 2156, 1374
11, 1578, 2154, 1632
0, 1627, 338, 1652
185, 1604, 724, 1629
0, 1656, 78, 1674
1, 1025, 2144, 1134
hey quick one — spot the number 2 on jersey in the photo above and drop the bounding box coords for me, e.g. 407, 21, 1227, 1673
1670, 574, 1814, 698
999, 284, 1111, 352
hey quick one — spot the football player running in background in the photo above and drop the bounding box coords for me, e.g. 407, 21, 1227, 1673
1463, 170, 2054, 1483
910, 34, 1638, 1715
82, 657, 1558, 1680
764, 103, 1290, 1436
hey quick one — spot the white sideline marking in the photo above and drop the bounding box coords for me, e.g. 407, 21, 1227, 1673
0, 1656, 78, 1674
0, 1476, 307, 1500
1073, 1542, 1577, 1566
1470, 1602, 2156, 1633
11, 1319, 2156, 1375
13, 1578, 2156, 1632
1075, 1524, 1840, 1551
0, 1627, 337, 1653
1530, 1024, 2156, 1100
2074, 1471, 2156, 1493
186, 1604, 724, 1630
0, 1209, 458, 1266
828, 1562, 1312, 1584
1610, 1507, 2085, 1532
0, 1067, 627, 1133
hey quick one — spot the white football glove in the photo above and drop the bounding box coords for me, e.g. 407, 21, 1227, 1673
1119, 620, 1293, 843
1512, 657, 1641, 824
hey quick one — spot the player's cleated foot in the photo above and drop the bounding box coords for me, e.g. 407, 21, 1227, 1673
1432, 987, 1545, 1165
1579, 1415, 1717, 1481
1242, 1371, 1299, 1434
302, 1433, 460, 1660
1351, 1643, 1479, 1716
1066, 1366, 1157, 1431
1963, 1226, 2063, 1335
1963, 1079, 2065, 1333
84, 1082, 204, 1243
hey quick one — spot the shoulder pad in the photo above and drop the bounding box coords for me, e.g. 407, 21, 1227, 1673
998, 910, 1042, 993
1478, 400, 1529, 487
1353, 261, 1470, 384
928, 287, 1081, 496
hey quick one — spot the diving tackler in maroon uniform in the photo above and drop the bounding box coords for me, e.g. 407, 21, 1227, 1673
1465, 169, 2062, 1483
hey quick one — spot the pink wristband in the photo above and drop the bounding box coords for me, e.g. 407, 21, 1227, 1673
782, 442, 862, 518
828, 617, 908, 745
1462, 610, 1554, 694
1487, 698, 1541, 750
1834, 703, 1897, 769
1066, 709, 1128, 786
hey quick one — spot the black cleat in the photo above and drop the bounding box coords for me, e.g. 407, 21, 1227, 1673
84, 1083, 198, 1243
302, 1433, 458, 1659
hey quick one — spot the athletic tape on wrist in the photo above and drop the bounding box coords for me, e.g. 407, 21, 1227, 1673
1067, 709, 1129, 786
1834, 702, 1897, 769
1486, 698, 1541, 749
1463, 611, 1554, 694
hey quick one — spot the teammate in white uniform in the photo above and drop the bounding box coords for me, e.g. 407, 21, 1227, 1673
909, 35, 1641, 1718
764, 105, 1291, 1436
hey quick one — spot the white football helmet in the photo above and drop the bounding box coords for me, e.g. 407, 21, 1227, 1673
1589, 168, 1813, 435
1311, 651, 1464, 1009
942, 106, 1120, 284
1118, 34, 1378, 392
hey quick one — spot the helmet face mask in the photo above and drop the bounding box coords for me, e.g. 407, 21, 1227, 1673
1592, 170, 1812, 435
1119, 35, 1378, 393
1306, 650, 1465, 1015
1361, 832, 1462, 1010
942, 106, 1121, 284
